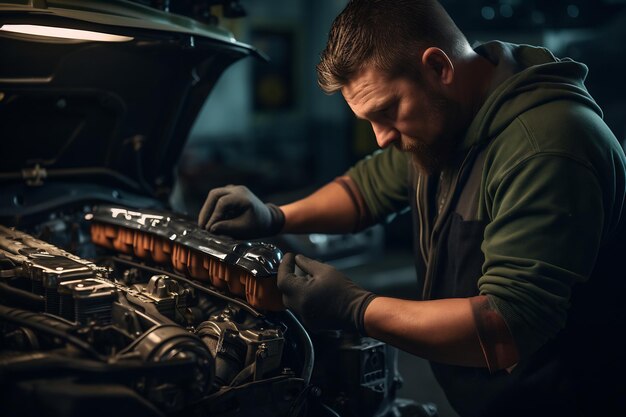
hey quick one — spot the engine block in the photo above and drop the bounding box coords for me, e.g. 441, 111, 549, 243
0, 223, 305, 417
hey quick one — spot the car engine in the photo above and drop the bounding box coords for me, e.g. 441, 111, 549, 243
0, 205, 418, 417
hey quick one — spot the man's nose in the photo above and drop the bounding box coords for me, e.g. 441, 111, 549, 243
372, 122, 399, 148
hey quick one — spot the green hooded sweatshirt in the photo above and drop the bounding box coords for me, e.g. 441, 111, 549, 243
346, 41, 626, 416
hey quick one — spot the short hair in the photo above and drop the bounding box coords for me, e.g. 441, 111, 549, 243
317, 0, 470, 93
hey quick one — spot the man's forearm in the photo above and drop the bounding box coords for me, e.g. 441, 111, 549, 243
364, 295, 519, 370
280, 179, 361, 234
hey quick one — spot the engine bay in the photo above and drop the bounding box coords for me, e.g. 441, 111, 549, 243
0, 205, 408, 417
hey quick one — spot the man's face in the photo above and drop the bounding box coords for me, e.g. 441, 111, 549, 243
341, 65, 462, 174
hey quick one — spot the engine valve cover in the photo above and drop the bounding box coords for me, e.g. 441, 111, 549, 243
88, 205, 284, 311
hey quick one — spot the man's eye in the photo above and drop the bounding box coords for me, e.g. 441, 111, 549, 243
382, 105, 396, 119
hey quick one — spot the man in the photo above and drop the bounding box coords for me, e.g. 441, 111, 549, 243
198, 1, 626, 416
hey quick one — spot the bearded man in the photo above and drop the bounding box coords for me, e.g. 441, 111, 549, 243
198, 1, 626, 415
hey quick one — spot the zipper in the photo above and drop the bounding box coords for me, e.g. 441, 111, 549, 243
415, 175, 429, 265
421, 146, 479, 300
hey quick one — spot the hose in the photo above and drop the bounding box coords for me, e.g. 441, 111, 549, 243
0, 305, 105, 361
284, 309, 314, 385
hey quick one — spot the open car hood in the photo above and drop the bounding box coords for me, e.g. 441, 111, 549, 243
0, 0, 262, 203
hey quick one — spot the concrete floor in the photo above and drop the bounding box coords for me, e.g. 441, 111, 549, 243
338, 249, 460, 417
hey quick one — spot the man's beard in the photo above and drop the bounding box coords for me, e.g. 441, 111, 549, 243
402, 140, 447, 176
400, 93, 462, 175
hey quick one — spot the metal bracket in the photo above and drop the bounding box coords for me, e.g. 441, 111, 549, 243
21, 164, 47, 186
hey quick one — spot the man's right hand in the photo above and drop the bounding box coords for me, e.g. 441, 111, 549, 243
197, 185, 285, 239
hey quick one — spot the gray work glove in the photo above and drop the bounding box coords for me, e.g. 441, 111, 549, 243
277, 253, 377, 335
197, 185, 285, 239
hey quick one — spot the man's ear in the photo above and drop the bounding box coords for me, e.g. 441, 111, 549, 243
421, 47, 454, 85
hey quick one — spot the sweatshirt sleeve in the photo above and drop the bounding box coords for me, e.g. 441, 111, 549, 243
478, 150, 604, 358
345, 146, 411, 224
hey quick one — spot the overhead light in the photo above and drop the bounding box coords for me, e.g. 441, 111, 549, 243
0, 24, 133, 42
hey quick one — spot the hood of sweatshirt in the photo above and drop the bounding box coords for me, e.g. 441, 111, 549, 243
460, 41, 603, 150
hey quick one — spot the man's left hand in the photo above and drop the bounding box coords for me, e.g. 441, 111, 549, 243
277, 253, 377, 334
